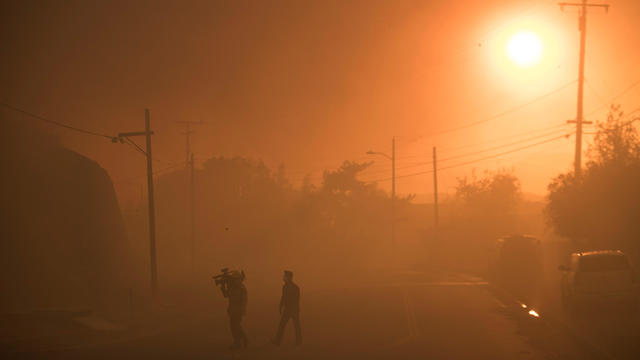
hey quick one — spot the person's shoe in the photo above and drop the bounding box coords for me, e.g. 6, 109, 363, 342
242, 338, 249, 348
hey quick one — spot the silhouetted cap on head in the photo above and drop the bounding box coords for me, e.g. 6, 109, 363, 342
284, 270, 293, 279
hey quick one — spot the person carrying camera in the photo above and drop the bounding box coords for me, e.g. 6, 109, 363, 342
272, 270, 302, 346
220, 270, 248, 349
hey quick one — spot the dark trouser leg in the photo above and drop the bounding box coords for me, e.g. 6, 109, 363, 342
229, 313, 246, 346
229, 314, 239, 345
274, 312, 290, 344
292, 313, 302, 345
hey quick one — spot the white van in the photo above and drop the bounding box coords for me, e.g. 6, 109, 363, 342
559, 250, 638, 311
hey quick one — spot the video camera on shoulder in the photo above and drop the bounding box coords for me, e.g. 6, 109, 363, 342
213, 268, 245, 287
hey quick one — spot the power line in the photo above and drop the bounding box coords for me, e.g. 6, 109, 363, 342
614, 79, 640, 101
584, 77, 608, 109
359, 129, 570, 178
423, 133, 572, 177
434, 80, 577, 136
113, 161, 186, 185
0, 101, 117, 141
397, 80, 576, 150
121, 135, 175, 165
290, 131, 572, 184
437, 123, 570, 153
364, 133, 572, 182
496, 137, 571, 166
394, 123, 569, 160
124, 137, 148, 157
438, 129, 571, 163
625, 106, 640, 119
1, 100, 178, 167
585, 79, 640, 117
584, 107, 640, 136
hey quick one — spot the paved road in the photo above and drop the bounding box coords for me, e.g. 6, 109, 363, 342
22, 272, 608, 359
532, 283, 640, 360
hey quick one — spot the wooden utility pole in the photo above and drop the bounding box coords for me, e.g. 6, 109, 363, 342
559, 0, 608, 177
176, 120, 203, 166
432, 146, 439, 231
118, 109, 158, 301
144, 110, 158, 301
189, 152, 195, 278
391, 136, 396, 255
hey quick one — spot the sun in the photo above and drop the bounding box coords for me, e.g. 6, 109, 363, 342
506, 31, 543, 68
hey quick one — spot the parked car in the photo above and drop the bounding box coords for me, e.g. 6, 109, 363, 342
488, 235, 543, 298
559, 250, 639, 312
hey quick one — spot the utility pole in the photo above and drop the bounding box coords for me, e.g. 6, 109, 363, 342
145, 111, 158, 301
189, 152, 195, 279
118, 109, 158, 301
432, 147, 439, 231
175, 120, 204, 166
559, 0, 608, 178
391, 136, 396, 256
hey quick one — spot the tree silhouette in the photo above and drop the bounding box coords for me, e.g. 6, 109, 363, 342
546, 105, 640, 256
454, 169, 522, 235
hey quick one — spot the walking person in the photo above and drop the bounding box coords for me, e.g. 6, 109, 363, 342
272, 270, 302, 346
219, 270, 248, 349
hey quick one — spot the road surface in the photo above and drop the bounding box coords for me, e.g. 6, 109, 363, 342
13, 271, 619, 359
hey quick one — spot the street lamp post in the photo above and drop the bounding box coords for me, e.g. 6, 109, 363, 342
367, 136, 396, 260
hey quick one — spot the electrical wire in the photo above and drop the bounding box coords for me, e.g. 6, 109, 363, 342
489, 135, 572, 165
363, 133, 572, 183
584, 77, 608, 110
438, 128, 571, 163
395, 80, 576, 152
0, 101, 117, 141
358, 128, 571, 178
394, 123, 568, 160
0, 101, 180, 165
113, 162, 187, 184
436, 123, 569, 154
124, 138, 148, 157
585, 79, 640, 117
412, 133, 571, 178
433, 80, 576, 136
318, 122, 572, 181
121, 135, 174, 165
126, 137, 147, 156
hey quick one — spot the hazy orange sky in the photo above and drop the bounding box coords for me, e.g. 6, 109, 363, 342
2, 0, 639, 204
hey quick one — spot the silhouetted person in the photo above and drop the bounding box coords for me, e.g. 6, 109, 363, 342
220, 271, 248, 349
272, 270, 302, 346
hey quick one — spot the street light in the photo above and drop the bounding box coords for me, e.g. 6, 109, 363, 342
366, 137, 396, 261
366, 150, 391, 160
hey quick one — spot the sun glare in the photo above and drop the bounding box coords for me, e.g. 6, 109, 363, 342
506, 31, 543, 68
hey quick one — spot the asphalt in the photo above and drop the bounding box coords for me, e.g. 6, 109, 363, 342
6, 271, 623, 360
